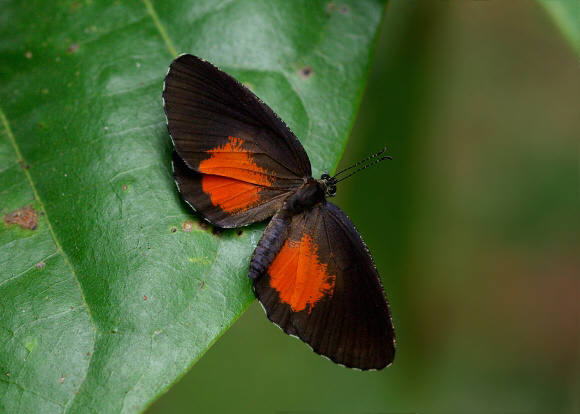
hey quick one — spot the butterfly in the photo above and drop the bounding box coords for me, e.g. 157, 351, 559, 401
163, 54, 395, 370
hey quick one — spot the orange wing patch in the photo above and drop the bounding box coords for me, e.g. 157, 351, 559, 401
199, 175, 265, 213
199, 136, 273, 213
268, 234, 335, 313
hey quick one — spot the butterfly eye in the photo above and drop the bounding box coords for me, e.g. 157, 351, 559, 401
327, 183, 337, 196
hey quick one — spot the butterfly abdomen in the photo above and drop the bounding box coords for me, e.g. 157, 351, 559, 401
248, 208, 292, 280
249, 179, 326, 280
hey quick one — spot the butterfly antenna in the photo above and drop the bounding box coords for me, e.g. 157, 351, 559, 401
333, 148, 392, 183
333, 147, 386, 177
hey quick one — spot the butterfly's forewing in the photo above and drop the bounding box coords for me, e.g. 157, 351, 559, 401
163, 54, 311, 227
254, 201, 395, 370
171, 150, 296, 227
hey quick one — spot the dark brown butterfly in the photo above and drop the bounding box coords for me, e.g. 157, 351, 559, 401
163, 54, 395, 370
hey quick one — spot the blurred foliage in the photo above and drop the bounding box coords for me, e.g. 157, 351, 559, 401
538, 0, 579, 50
148, 1, 579, 413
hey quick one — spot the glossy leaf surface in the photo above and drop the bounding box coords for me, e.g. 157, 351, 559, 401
0, 1, 386, 412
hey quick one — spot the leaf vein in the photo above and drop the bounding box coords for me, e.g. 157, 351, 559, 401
0, 107, 98, 412
142, 0, 178, 58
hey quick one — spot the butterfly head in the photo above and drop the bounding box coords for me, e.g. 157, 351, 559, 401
321, 148, 392, 198
319, 173, 337, 197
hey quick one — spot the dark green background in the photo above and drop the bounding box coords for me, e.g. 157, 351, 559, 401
148, 1, 579, 413
0, 0, 577, 413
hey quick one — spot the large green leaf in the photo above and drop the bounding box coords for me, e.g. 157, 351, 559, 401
0, 0, 386, 412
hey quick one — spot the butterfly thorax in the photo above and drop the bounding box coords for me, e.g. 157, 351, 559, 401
285, 178, 327, 215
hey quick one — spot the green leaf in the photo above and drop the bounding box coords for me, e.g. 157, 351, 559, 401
0, 0, 386, 412
538, 0, 579, 52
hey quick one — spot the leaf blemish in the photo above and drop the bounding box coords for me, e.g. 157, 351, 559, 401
299, 66, 313, 79
211, 226, 222, 237
182, 220, 194, 232
69, 1, 81, 13
197, 220, 210, 231
25, 338, 38, 352
170, 227, 177, 233
66, 43, 79, 54
4, 205, 39, 230
36, 261, 45, 269
340, 4, 350, 14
